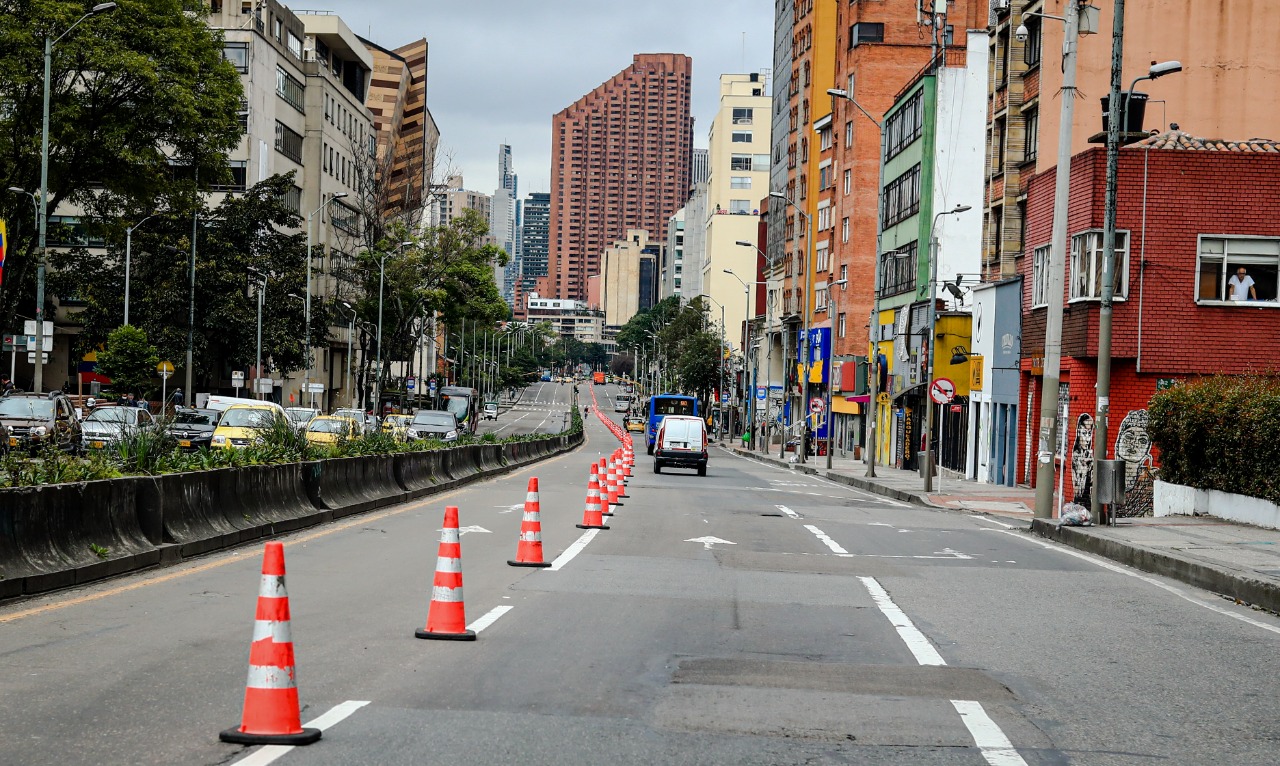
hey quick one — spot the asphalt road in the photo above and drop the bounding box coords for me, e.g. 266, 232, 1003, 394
2, 383, 1278, 765
476, 381, 577, 437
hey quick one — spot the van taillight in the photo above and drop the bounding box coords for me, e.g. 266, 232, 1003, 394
702, 431, 707, 450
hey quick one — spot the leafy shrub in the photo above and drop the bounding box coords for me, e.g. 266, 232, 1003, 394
1148, 375, 1280, 504
111, 426, 179, 475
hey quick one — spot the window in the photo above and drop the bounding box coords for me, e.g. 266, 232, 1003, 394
732, 107, 753, 125
732, 130, 752, 143
838, 312, 846, 338
815, 241, 829, 272
1197, 236, 1280, 303
730, 176, 752, 189
273, 17, 281, 42
817, 204, 832, 231
1070, 230, 1130, 300
850, 22, 884, 47
992, 118, 1005, 173
841, 217, 849, 243
818, 163, 832, 190
1023, 17, 1042, 67
222, 42, 249, 73
879, 241, 917, 297
819, 126, 833, 151
1023, 111, 1039, 164
276, 67, 305, 113
731, 153, 753, 171
845, 120, 853, 147
881, 164, 921, 228
839, 264, 847, 287
1032, 245, 1051, 308
279, 185, 301, 214
287, 31, 302, 59
815, 284, 828, 311
843, 169, 851, 196
729, 199, 752, 214
885, 91, 924, 160
274, 121, 303, 164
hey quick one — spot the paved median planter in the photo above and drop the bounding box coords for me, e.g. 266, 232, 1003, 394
0, 432, 582, 601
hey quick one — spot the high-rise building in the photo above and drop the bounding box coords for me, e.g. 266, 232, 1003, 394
495, 144, 520, 304
520, 192, 551, 279
599, 229, 660, 327
362, 36, 439, 223
690, 147, 710, 186
543, 53, 694, 302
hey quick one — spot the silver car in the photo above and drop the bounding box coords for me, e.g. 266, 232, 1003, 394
82, 405, 156, 449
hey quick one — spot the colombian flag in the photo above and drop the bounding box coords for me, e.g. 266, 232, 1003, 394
0, 219, 6, 287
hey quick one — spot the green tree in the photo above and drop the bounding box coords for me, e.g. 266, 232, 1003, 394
675, 330, 724, 407
95, 324, 158, 396
0, 0, 244, 326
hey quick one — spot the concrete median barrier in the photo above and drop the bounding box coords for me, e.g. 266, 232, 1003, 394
308, 456, 407, 517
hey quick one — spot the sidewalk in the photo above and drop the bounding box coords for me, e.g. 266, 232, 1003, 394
725, 444, 1280, 614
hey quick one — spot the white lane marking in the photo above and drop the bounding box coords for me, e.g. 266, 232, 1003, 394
857, 576, 946, 666
547, 529, 599, 571
869, 522, 894, 527
993, 529, 1280, 636
457, 525, 491, 535
493, 412, 529, 434
231, 700, 371, 766
685, 536, 736, 550
467, 605, 513, 634
973, 516, 1016, 529
725, 450, 911, 507
775, 505, 801, 519
804, 524, 849, 555
951, 700, 1030, 766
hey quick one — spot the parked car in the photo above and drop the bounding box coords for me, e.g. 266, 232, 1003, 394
0, 392, 83, 454
652, 415, 708, 476
304, 415, 361, 447
284, 407, 319, 433
406, 410, 460, 442
82, 405, 157, 450
166, 407, 219, 451
381, 413, 413, 439
482, 401, 499, 420
333, 408, 375, 435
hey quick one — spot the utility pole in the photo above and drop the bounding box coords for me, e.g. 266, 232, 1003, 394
1034, 0, 1084, 519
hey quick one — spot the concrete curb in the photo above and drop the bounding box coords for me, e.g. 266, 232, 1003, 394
1030, 518, 1280, 614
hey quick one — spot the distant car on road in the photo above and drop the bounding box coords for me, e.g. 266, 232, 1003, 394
482, 401, 499, 420
284, 407, 318, 433
305, 415, 361, 447
625, 416, 646, 433
406, 410, 460, 442
0, 392, 83, 454
82, 405, 156, 450
167, 407, 219, 451
381, 413, 413, 439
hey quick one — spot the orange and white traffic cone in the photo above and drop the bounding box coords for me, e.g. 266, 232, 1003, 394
220, 542, 322, 746
614, 450, 630, 498
509, 477, 551, 568
415, 506, 476, 641
599, 457, 617, 512
577, 464, 610, 529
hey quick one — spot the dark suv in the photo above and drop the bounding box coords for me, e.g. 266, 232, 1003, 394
0, 392, 83, 454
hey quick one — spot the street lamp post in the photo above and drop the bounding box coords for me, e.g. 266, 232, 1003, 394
768, 192, 815, 463
304, 192, 348, 408
341, 301, 356, 408
704, 295, 727, 443
248, 267, 266, 399
825, 277, 848, 469
922, 205, 972, 493
123, 212, 157, 327
374, 241, 413, 414
725, 262, 766, 451
33, 2, 117, 393
826, 87, 886, 478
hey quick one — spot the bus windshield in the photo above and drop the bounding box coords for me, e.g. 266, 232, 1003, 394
442, 395, 470, 420
652, 397, 696, 417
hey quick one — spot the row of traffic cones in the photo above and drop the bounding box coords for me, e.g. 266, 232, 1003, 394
223, 396, 639, 746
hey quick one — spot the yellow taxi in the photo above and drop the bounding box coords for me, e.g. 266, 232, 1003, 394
209, 403, 285, 449
304, 415, 361, 446
380, 413, 413, 439
625, 415, 647, 433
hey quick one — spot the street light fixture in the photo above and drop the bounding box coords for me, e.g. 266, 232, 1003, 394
31, 1, 117, 393
825, 277, 849, 469
826, 87, 887, 477
341, 300, 356, 408
247, 267, 268, 399
922, 204, 972, 493
122, 211, 160, 327
725, 264, 767, 451
374, 241, 414, 413
304, 191, 348, 407
768, 191, 815, 463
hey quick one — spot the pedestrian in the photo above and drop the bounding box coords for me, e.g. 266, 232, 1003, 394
172, 387, 184, 407
137, 394, 150, 411
123, 393, 134, 407
0, 374, 13, 396
741, 428, 751, 449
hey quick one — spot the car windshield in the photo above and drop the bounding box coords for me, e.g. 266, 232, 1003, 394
286, 409, 317, 423
442, 396, 470, 419
412, 412, 455, 427
307, 419, 351, 434
220, 408, 277, 429
175, 410, 217, 426
86, 408, 135, 424
0, 398, 54, 419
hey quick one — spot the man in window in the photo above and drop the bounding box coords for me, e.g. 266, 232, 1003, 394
1229, 267, 1257, 301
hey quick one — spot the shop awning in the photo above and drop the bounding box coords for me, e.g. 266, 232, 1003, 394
832, 398, 862, 415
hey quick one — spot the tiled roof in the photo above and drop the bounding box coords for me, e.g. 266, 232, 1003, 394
1134, 130, 1280, 153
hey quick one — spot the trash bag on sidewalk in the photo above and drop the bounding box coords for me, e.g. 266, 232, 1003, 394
1060, 503, 1092, 526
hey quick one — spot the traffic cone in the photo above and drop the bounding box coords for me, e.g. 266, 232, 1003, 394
220, 542, 321, 746
577, 464, 610, 529
598, 457, 616, 513
415, 506, 476, 641
614, 451, 630, 498
509, 477, 551, 568
606, 456, 624, 507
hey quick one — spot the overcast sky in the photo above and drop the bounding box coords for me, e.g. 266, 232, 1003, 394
321, 0, 774, 197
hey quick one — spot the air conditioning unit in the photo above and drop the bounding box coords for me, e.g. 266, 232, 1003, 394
993, 0, 1011, 12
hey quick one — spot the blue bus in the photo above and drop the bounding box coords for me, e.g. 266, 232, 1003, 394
646, 393, 699, 454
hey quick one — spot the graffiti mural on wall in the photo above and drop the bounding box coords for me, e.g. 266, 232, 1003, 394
1115, 409, 1156, 517
1070, 413, 1094, 506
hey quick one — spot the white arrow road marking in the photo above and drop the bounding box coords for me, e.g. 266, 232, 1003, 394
685, 536, 736, 550
775, 505, 801, 519
457, 525, 492, 535
493, 504, 523, 514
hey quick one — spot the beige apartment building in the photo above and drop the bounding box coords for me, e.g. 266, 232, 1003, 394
599, 229, 660, 328
701, 73, 773, 352
985, 0, 1280, 279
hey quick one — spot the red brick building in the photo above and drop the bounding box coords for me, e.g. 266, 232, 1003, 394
541, 54, 693, 304
1019, 132, 1280, 511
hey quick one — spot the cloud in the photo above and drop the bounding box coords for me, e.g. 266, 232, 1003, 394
320, 0, 773, 197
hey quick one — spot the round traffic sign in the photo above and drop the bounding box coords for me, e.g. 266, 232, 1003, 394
809, 396, 825, 413
930, 378, 957, 404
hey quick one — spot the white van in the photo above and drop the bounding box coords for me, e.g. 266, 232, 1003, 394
614, 393, 632, 413
653, 415, 708, 476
